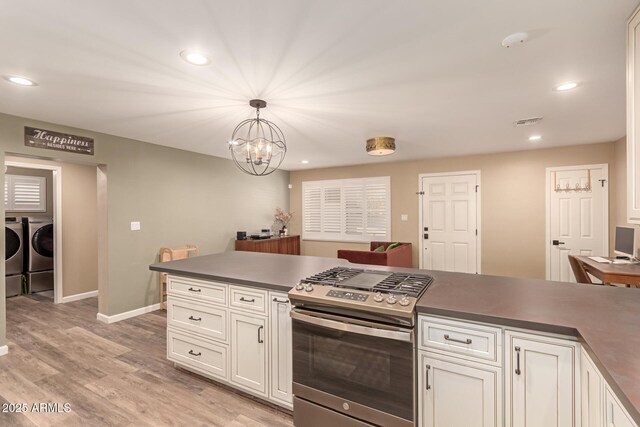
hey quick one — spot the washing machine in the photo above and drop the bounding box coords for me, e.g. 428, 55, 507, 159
5, 217, 23, 275
23, 217, 54, 293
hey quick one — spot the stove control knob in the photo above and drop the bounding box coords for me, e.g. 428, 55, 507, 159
295, 283, 305, 291
304, 284, 314, 292
374, 292, 384, 302
399, 295, 411, 306
386, 294, 397, 305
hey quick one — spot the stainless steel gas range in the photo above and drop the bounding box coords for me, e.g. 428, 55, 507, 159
288, 267, 433, 427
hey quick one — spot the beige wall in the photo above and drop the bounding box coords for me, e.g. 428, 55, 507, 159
290, 141, 618, 280
6, 157, 99, 297
5, 166, 53, 217
0, 112, 290, 348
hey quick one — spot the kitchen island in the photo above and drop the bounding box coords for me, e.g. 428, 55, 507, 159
150, 251, 640, 425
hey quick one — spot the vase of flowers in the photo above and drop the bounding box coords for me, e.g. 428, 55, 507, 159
275, 208, 293, 237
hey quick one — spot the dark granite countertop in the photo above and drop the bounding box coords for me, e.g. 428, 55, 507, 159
150, 251, 640, 423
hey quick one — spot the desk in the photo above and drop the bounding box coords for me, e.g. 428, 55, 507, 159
575, 256, 640, 287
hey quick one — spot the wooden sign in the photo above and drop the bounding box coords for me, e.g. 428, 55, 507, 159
24, 126, 94, 155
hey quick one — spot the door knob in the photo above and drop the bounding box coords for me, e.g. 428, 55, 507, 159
552, 240, 565, 246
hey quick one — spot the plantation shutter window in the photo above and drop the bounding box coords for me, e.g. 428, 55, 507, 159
302, 177, 390, 242
5, 175, 47, 212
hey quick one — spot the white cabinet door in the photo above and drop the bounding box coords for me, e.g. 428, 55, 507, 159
506, 331, 578, 427
581, 349, 604, 427
418, 352, 501, 427
269, 292, 292, 407
229, 311, 267, 396
605, 385, 638, 427
628, 6, 640, 224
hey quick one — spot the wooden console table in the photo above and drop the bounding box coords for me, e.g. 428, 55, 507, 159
235, 235, 300, 255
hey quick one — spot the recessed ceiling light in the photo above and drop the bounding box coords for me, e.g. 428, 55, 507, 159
180, 50, 211, 66
4, 76, 37, 86
301, 160, 309, 164
554, 82, 578, 91
529, 135, 542, 141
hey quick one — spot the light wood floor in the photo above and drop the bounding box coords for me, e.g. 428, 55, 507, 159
1, 293, 294, 427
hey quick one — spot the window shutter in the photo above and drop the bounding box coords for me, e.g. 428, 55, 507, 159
5, 175, 46, 212
344, 184, 364, 236
322, 187, 342, 235
302, 176, 390, 242
3, 177, 9, 210
364, 180, 389, 238
303, 185, 321, 234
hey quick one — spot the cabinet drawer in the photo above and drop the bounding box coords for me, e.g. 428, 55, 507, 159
167, 276, 227, 305
167, 328, 228, 381
229, 286, 267, 314
419, 316, 502, 365
167, 296, 227, 342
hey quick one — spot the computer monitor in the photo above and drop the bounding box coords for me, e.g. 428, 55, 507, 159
614, 226, 635, 259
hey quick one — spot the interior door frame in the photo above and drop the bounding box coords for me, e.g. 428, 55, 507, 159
5, 159, 63, 304
418, 170, 481, 272
545, 164, 609, 280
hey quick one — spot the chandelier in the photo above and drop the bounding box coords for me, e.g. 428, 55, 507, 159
228, 99, 286, 176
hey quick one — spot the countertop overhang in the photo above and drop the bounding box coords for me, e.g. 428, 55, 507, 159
150, 251, 640, 424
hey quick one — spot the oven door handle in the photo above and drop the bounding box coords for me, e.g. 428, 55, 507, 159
290, 310, 413, 343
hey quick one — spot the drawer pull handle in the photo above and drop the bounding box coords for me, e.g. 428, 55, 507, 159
240, 297, 256, 303
444, 334, 472, 345
425, 364, 431, 390
188, 350, 202, 357
188, 287, 201, 293
272, 298, 289, 304
258, 325, 264, 343
515, 346, 521, 375
188, 316, 202, 322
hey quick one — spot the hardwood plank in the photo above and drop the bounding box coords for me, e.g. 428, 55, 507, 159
3, 296, 293, 427
35, 373, 141, 427
0, 369, 83, 427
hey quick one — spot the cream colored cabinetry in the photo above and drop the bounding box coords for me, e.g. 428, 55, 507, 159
581, 349, 638, 427
582, 348, 604, 427
418, 353, 501, 427
165, 275, 291, 409
229, 311, 267, 395
269, 292, 293, 408
628, 6, 640, 223
418, 315, 503, 427
505, 330, 579, 427
606, 385, 638, 427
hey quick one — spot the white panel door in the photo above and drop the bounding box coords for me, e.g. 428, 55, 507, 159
548, 166, 608, 282
418, 353, 501, 427
506, 332, 577, 427
421, 173, 478, 273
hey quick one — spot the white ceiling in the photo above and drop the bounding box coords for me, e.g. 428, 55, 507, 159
0, 0, 636, 170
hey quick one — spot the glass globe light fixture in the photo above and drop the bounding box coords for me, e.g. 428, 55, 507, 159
228, 99, 286, 176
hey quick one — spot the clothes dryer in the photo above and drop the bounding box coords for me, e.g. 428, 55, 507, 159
23, 217, 54, 272
5, 217, 23, 275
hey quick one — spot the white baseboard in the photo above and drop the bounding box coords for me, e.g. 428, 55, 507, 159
0, 345, 8, 356
62, 290, 98, 303
96, 303, 161, 324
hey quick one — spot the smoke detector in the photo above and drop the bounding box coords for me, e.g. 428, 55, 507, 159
502, 32, 529, 48
513, 117, 543, 127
